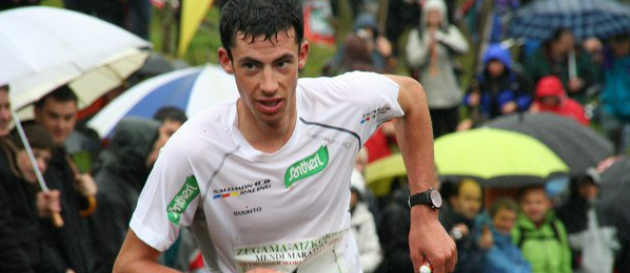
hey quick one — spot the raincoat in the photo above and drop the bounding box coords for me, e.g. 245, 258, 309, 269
531, 75, 589, 126
512, 212, 572, 273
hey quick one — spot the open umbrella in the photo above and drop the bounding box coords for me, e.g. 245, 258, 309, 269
484, 113, 614, 175
508, 0, 630, 40
87, 64, 239, 138
599, 157, 630, 228
0, 6, 151, 110
435, 128, 569, 187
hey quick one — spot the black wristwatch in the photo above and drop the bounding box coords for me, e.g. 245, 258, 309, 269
408, 188, 442, 210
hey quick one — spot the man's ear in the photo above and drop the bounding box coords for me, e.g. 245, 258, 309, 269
298, 41, 310, 70
218, 47, 234, 74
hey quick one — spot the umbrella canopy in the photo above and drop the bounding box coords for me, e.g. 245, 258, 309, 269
599, 157, 630, 228
87, 64, 239, 138
435, 128, 569, 187
484, 113, 614, 175
364, 153, 407, 197
508, 0, 630, 40
0, 6, 151, 110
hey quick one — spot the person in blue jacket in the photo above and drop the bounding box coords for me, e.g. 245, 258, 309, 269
476, 198, 532, 273
463, 44, 532, 125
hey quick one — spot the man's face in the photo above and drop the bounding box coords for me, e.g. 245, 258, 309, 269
34, 98, 77, 145
218, 28, 309, 130
17, 148, 52, 184
146, 119, 183, 168
0, 89, 11, 137
492, 208, 517, 234
553, 32, 575, 55
487, 60, 505, 77
453, 181, 483, 220
520, 188, 551, 224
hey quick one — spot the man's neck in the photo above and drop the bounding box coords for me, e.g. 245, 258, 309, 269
236, 103, 297, 153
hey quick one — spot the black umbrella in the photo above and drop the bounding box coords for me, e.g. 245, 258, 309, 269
484, 113, 614, 175
599, 157, 630, 229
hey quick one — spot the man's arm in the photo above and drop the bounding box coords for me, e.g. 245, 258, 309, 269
386, 75, 457, 273
113, 230, 179, 273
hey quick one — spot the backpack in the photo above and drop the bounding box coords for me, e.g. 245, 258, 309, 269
516, 220, 562, 249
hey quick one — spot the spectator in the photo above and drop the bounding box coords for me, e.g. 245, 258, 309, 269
439, 179, 485, 273
513, 185, 572, 273
406, 0, 469, 138
88, 118, 161, 273
530, 75, 589, 126
600, 34, 630, 154
556, 169, 619, 273
350, 170, 383, 273
462, 44, 532, 126
379, 186, 413, 273
479, 197, 531, 273
33, 85, 97, 273
524, 28, 600, 104
324, 13, 395, 76
1, 106, 62, 273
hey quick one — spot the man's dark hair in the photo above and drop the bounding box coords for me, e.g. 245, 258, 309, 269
219, 0, 304, 59
14, 125, 55, 152
489, 197, 519, 218
0, 85, 8, 93
34, 85, 78, 109
153, 106, 188, 124
517, 184, 547, 202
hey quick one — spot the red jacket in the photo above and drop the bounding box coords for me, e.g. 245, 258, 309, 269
531, 76, 590, 126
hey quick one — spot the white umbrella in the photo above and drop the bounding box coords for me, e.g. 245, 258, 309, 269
0, 6, 151, 110
88, 64, 239, 138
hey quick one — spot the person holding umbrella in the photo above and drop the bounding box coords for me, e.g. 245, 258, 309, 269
524, 28, 600, 105
114, 0, 456, 272
0, 85, 64, 272
31, 85, 97, 273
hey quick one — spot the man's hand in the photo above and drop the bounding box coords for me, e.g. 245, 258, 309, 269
568, 78, 584, 93
245, 269, 283, 273
501, 102, 517, 114
37, 190, 61, 218
76, 173, 97, 197
410, 207, 457, 273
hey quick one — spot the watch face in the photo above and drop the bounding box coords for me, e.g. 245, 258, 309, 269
430, 189, 443, 208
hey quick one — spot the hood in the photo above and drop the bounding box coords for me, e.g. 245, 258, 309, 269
422, 0, 449, 30
94, 118, 160, 183
354, 13, 379, 37
535, 76, 566, 99
483, 44, 512, 70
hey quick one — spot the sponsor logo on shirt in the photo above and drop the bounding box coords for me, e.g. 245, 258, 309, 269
233, 206, 263, 217
167, 176, 200, 225
306, 130, 353, 149
284, 145, 329, 188
212, 179, 272, 200
360, 106, 392, 124
234, 229, 347, 270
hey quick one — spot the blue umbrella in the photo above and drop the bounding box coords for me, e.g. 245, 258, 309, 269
508, 0, 630, 40
87, 64, 239, 138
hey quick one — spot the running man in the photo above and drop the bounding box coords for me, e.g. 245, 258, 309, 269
114, 0, 456, 272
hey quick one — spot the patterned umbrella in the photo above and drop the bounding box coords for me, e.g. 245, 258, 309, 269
87, 64, 238, 138
509, 0, 630, 40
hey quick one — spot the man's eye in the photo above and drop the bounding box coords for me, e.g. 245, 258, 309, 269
244, 63, 256, 69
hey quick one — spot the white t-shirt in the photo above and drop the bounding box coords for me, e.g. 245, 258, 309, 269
130, 72, 404, 273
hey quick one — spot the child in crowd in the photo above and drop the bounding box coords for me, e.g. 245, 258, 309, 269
478, 198, 531, 273
513, 185, 572, 273
440, 179, 485, 273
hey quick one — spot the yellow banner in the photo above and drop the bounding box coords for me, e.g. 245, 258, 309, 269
178, 0, 214, 57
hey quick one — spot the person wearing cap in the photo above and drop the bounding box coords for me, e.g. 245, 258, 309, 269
556, 169, 619, 273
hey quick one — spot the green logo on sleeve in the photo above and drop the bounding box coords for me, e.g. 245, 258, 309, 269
284, 146, 329, 188
167, 176, 200, 225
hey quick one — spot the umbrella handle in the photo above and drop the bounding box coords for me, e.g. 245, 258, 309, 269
51, 212, 64, 228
